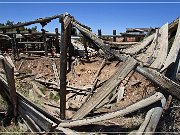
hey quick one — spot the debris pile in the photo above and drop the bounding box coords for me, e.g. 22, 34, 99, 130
0, 13, 180, 134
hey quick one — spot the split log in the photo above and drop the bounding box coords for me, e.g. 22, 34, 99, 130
161, 19, 180, 73
58, 92, 164, 127
149, 23, 168, 70
72, 57, 138, 119
121, 33, 155, 55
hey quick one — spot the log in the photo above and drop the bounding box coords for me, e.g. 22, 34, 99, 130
58, 92, 164, 127
72, 57, 138, 119
136, 94, 166, 135
0, 14, 63, 30
161, 19, 180, 73
60, 15, 72, 119
143, 96, 166, 134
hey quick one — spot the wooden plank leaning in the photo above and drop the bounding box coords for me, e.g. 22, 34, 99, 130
72, 57, 138, 119
0, 55, 17, 119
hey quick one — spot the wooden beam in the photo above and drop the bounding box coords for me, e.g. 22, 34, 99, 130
0, 14, 63, 30
58, 92, 164, 127
136, 66, 180, 100
42, 29, 48, 57
113, 30, 116, 42
59, 16, 72, 120
72, 57, 138, 119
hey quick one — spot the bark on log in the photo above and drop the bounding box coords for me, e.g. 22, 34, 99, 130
72, 57, 138, 119
58, 92, 164, 127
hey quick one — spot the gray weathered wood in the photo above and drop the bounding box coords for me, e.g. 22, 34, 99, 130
136, 94, 166, 135
58, 92, 164, 127
72, 57, 138, 119
136, 29, 159, 64
143, 96, 166, 134
2, 56, 17, 118
149, 23, 168, 70
136, 66, 180, 100
161, 19, 180, 72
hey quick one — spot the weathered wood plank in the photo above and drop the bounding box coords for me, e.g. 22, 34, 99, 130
149, 23, 169, 70
161, 19, 180, 72
72, 57, 138, 119
136, 29, 159, 64
58, 92, 164, 127
2, 56, 17, 118
136, 66, 180, 100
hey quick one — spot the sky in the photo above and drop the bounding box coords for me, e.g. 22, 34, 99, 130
0, 0, 180, 34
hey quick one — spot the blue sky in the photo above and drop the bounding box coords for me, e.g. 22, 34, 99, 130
0, 1, 179, 34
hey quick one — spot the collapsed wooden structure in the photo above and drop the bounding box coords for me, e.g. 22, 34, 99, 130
0, 13, 180, 134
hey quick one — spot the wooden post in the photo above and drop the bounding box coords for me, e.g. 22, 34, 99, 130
55, 28, 60, 53
59, 15, 72, 119
98, 29, 102, 36
11, 34, 19, 60
83, 37, 90, 61
67, 23, 72, 72
42, 29, 48, 57
113, 30, 116, 42
1, 56, 17, 121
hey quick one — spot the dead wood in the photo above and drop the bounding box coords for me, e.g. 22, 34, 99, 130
58, 92, 164, 127
72, 57, 138, 119
136, 94, 166, 135
161, 19, 180, 73
149, 23, 169, 70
